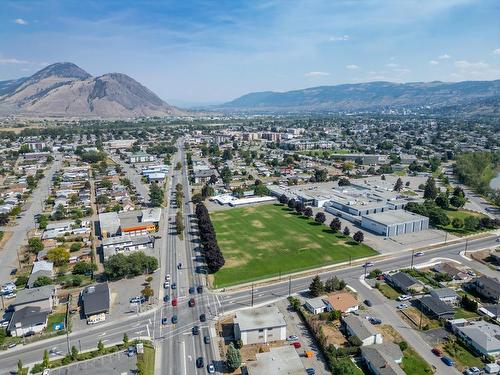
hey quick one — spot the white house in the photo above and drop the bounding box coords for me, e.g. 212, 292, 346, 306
234, 306, 287, 345
343, 315, 383, 346
305, 297, 329, 314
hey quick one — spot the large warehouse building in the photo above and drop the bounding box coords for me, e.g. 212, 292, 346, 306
361, 210, 429, 237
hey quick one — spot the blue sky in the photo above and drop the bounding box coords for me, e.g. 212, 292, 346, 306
1, 0, 499, 105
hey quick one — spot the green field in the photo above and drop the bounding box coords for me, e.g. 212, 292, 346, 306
211, 204, 377, 287
440, 209, 488, 236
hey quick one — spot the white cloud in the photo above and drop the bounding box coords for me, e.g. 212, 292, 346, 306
0, 57, 31, 64
329, 35, 349, 42
14, 18, 28, 25
305, 71, 330, 77
454, 60, 489, 70
345, 64, 359, 70
386, 63, 399, 68
429, 60, 439, 65
493, 48, 500, 56
438, 54, 450, 59
452, 60, 500, 80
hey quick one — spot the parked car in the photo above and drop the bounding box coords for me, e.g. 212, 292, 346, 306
196, 357, 204, 368
441, 356, 455, 366
207, 363, 215, 374
287, 335, 298, 341
189, 298, 195, 307
165, 274, 171, 281
306, 369, 315, 375
465, 367, 482, 375
292, 342, 301, 348
10, 268, 17, 276
396, 303, 408, 309
192, 325, 200, 335
369, 318, 382, 325
163, 282, 170, 289
364, 299, 373, 307
431, 347, 443, 357
172, 298, 177, 307
127, 346, 135, 357
397, 295, 412, 301
204, 335, 211, 344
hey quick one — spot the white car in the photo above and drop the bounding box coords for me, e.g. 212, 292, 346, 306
397, 295, 412, 302
42, 370, 50, 375
414, 252, 424, 257
165, 274, 171, 281
287, 335, 298, 341
163, 282, 170, 289
363, 262, 375, 268
4, 293, 16, 299
467, 270, 476, 277
397, 303, 408, 309
0, 320, 9, 328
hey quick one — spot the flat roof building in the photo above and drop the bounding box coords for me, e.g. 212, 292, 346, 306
247, 345, 305, 375
234, 306, 287, 345
98, 212, 120, 238
361, 210, 429, 237
81, 283, 110, 318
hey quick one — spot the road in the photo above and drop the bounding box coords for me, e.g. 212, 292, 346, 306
108, 152, 150, 205
0, 155, 62, 284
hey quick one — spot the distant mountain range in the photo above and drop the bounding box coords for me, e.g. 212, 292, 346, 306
218, 80, 500, 116
0, 62, 187, 118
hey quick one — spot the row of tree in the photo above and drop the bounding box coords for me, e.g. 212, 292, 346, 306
104, 251, 158, 280
149, 182, 164, 207
195, 203, 225, 273
309, 275, 347, 297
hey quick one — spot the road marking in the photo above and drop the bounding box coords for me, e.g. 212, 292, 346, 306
181, 340, 187, 375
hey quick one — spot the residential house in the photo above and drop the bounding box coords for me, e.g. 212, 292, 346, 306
305, 297, 328, 314
7, 306, 50, 337
385, 272, 424, 294
234, 306, 287, 345
455, 321, 500, 357
360, 342, 405, 375
417, 296, 455, 320
326, 292, 359, 314
429, 288, 460, 305
10, 285, 57, 312
432, 263, 469, 282
27, 261, 54, 288
467, 276, 500, 302
342, 315, 383, 346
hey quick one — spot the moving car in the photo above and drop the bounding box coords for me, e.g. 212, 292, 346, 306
204, 335, 211, 344
192, 325, 200, 335
363, 262, 375, 268
414, 252, 424, 257
196, 357, 204, 368
165, 274, 170, 281
163, 295, 170, 303
207, 363, 215, 374
172, 298, 177, 307
287, 335, 298, 341
189, 298, 195, 307
292, 342, 301, 348
200, 313, 206, 322
396, 303, 408, 309
306, 369, 315, 375
197, 285, 203, 294
171, 283, 177, 289
171, 315, 178, 324
189, 287, 195, 294
161, 317, 168, 325
364, 299, 373, 307
441, 356, 455, 366
431, 347, 443, 357
163, 282, 170, 289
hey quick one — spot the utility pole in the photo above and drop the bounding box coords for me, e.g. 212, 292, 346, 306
464, 238, 469, 256
251, 284, 254, 307
444, 232, 448, 244
410, 250, 415, 269
288, 276, 292, 297
364, 262, 368, 278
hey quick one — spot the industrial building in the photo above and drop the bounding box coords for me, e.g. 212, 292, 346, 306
360, 210, 429, 237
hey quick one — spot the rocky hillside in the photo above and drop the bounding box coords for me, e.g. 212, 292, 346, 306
0, 62, 187, 118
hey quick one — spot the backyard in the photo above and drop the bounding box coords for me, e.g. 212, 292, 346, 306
211, 204, 377, 287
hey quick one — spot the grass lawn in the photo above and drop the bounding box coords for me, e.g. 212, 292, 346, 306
401, 347, 434, 375
46, 313, 66, 332
376, 283, 400, 300
443, 341, 483, 371
439, 209, 488, 236
453, 308, 479, 319
136, 344, 155, 375
211, 204, 377, 287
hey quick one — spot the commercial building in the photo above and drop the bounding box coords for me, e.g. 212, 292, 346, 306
98, 212, 121, 238
128, 152, 155, 164
360, 210, 429, 237
81, 283, 110, 318
247, 345, 305, 375
141, 208, 162, 224
101, 234, 154, 259
455, 321, 500, 357
234, 306, 287, 345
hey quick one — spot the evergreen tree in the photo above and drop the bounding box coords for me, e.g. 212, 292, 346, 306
226, 343, 241, 371
423, 177, 438, 200
393, 177, 403, 192
309, 275, 324, 297
330, 218, 342, 232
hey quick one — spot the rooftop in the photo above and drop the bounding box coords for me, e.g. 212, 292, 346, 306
12, 285, 55, 307
327, 291, 359, 313
363, 210, 428, 225
8, 306, 49, 332
247, 345, 305, 375
141, 208, 161, 223
234, 306, 286, 332
457, 321, 500, 352
418, 296, 454, 316
81, 283, 110, 316
343, 314, 379, 341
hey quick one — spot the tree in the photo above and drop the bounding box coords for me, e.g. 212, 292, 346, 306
435, 193, 449, 209
304, 207, 313, 218
220, 166, 233, 185
123, 333, 129, 346
254, 183, 269, 196
226, 343, 241, 371
343, 227, 350, 236
0, 213, 9, 225
28, 237, 44, 253
393, 178, 403, 192
325, 276, 342, 292
192, 193, 203, 204
201, 184, 215, 198
33, 276, 53, 287
141, 285, 154, 300
313, 169, 328, 182
452, 217, 463, 228
15, 275, 29, 287
330, 218, 341, 232
70, 242, 81, 252
17, 359, 23, 374
72, 261, 97, 275
464, 216, 480, 231
294, 201, 305, 215
42, 349, 49, 368
450, 195, 466, 208
97, 339, 104, 353
149, 182, 164, 207
71, 345, 79, 360
423, 177, 438, 200
278, 194, 289, 205
338, 178, 350, 186
353, 231, 364, 243
287, 198, 296, 210
26, 175, 37, 189
47, 246, 70, 266
309, 275, 324, 297
315, 212, 326, 224
209, 174, 218, 185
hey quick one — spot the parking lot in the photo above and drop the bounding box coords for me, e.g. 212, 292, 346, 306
276, 299, 330, 375
49, 350, 137, 375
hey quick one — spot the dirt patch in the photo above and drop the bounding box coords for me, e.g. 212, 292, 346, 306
0, 231, 13, 250
224, 257, 248, 268
379, 324, 403, 342
251, 220, 264, 229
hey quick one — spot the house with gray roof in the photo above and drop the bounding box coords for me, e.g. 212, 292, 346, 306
417, 296, 454, 319
81, 283, 110, 318
455, 321, 500, 357
429, 288, 460, 305
8, 306, 50, 337
27, 261, 54, 288
247, 345, 305, 375
234, 306, 286, 345
361, 342, 405, 375
342, 315, 383, 346
386, 272, 424, 293
467, 276, 500, 302
10, 285, 57, 312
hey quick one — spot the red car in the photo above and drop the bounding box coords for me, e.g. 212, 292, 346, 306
292, 342, 301, 349
431, 348, 443, 357
189, 298, 195, 307
172, 298, 177, 307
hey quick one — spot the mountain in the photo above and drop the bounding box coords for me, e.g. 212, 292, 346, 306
0, 62, 187, 118
218, 80, 500, 115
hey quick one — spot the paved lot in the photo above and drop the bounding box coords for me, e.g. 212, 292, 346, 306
49, 350, 137, 375
276, 299, 330, 375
